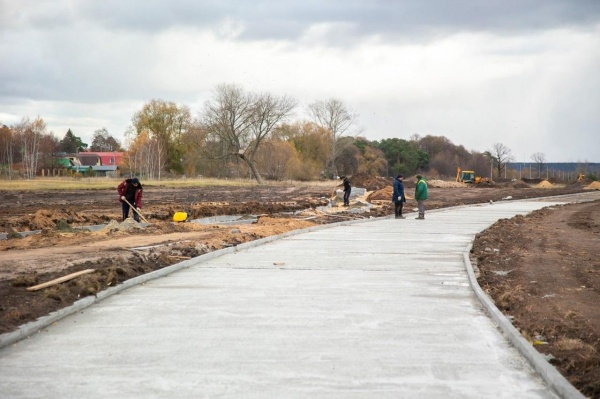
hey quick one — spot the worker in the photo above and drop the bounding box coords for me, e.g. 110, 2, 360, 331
117, 177, 143, 222
392, 174, 406, 219
341, 176, 351, 206
414, 175, 428, 220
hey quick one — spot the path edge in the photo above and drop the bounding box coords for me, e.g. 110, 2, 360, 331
463, 245, 585, 399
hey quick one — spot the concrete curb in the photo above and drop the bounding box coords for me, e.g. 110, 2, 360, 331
463, 245, 585, 399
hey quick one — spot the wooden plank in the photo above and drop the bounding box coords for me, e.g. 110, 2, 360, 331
27, 269, 95, 292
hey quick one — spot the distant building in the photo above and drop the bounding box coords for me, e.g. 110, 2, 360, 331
55, 151, 124, 175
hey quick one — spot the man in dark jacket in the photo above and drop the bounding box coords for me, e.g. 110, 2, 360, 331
341, 176, 351, 206
117, 177, 143, 222
392, 174, 406, 219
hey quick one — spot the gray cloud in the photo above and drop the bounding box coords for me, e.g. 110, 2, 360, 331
1, 0, 599, 161
5, 1, 600, 41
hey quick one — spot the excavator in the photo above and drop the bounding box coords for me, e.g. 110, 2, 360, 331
456, 167, 483, 184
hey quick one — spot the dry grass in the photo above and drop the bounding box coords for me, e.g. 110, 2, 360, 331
564, 310, 579, 319
497, 284, 526, 308
0, 177, 337, 191
4, 309, 28, 322
0, 177, 254, 190
555, 338, 597, 356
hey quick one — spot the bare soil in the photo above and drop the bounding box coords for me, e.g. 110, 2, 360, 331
1, 176, 598, 396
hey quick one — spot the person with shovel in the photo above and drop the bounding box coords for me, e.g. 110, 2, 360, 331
117, 177, 143, 222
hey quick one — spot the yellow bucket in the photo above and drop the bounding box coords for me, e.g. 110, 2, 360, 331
172, 212, 188, 222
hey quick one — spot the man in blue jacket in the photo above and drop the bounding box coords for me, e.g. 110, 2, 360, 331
392, 174, 406, 219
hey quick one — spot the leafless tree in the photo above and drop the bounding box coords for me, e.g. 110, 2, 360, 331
124, 128, 166, 180
0, 124, 15, 179
91, 128, 122, 152
486, 143, 514, 179
13, 117, 47, 179
201, 84, 296, 184
409, 133, 421, 142
308, 98, 359, 178
530, 152, 546, 178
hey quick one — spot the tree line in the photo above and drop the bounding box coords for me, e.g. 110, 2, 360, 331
1, 83, 558, 182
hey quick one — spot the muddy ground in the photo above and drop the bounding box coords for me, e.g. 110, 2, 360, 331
1, 176, 598, 396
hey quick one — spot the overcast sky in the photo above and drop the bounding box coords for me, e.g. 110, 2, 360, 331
1, 0, 599, 162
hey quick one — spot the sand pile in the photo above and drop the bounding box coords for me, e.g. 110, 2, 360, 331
428, 180, 465, 188
30, 210, 57, 230
367, 186, 393, 201
535, 180, 555, 188
94, 219, 144, 235
584, 181, 600, 190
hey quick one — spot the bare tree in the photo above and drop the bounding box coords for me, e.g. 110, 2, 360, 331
14, 117, 47, 179
91, 128, 122, 152
486, 143, 514, 179
201, 84, 296, 184
308, 98, 359, 178
0, 124, 15, 179
124, 128, 166, 180
530, 152, 546, 178
409, 133, 421, 142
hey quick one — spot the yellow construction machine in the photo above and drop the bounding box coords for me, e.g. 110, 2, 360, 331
456, 167, 483, 184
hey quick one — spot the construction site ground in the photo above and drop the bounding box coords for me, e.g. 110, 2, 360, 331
1, 176, 599, 397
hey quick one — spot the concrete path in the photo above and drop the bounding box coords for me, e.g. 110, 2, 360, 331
1, 195, 597, 398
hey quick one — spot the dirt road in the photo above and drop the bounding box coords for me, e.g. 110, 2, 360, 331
1, 177, 598, 396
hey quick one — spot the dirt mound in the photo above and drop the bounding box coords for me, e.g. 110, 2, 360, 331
522, 178, 544, 184
93, 219, 144, 235
567, 180, 587, 187
584, 181, 600, 190
534, 180, 555, 188
367, 186, 393, 201
30, 210, 57, 230
28, 209, 98, 231
347, 174, 391, 192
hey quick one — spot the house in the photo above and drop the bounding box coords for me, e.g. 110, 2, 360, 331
55, 151, 124, 175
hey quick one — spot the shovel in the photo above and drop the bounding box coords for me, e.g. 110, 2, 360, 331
121, 197, 150, 224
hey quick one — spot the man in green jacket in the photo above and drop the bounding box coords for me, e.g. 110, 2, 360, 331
414, 175, 428, 220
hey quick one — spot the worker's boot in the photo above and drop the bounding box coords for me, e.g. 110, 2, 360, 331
415, 213, 424, 220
